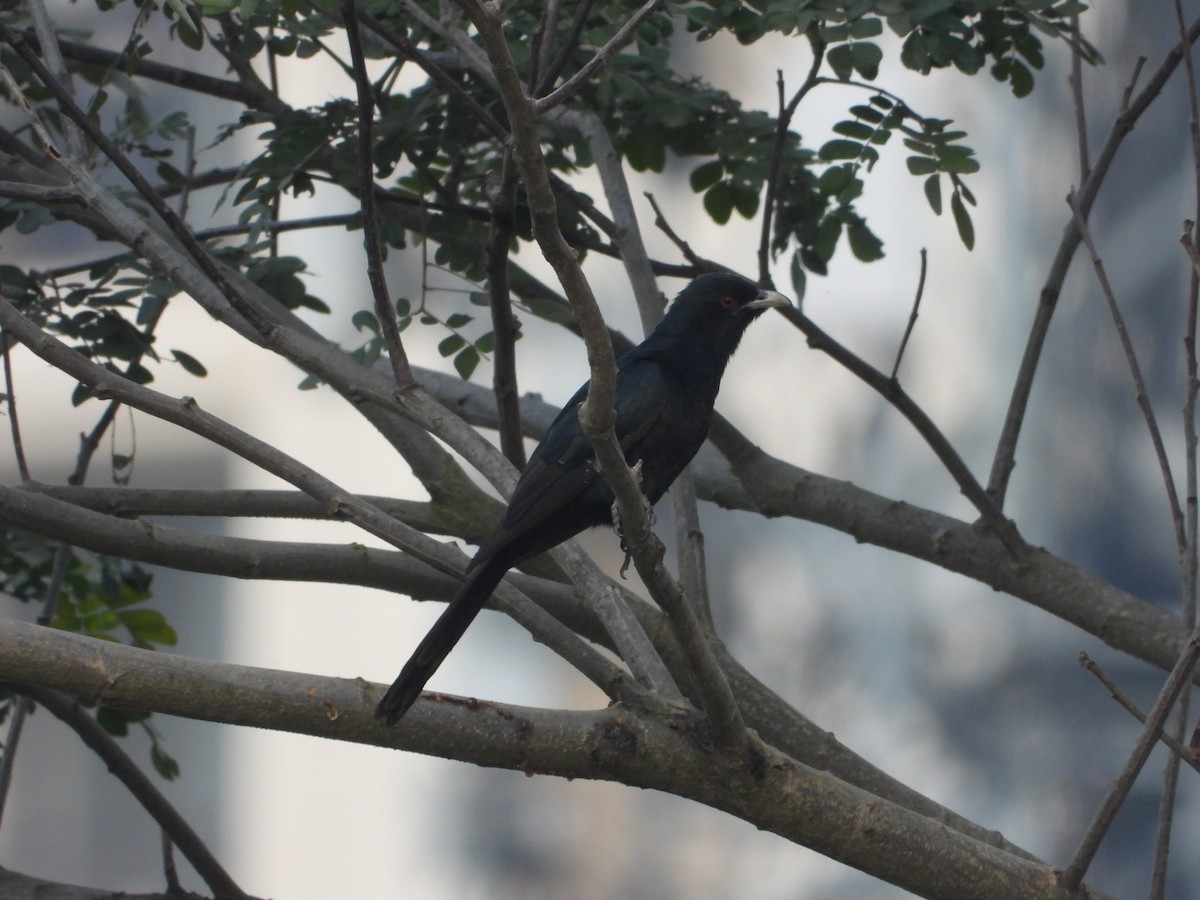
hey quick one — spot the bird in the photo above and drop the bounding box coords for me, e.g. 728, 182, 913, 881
376, 272, 789, 725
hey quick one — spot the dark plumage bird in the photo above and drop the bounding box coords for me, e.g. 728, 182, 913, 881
376, 273, 789, 725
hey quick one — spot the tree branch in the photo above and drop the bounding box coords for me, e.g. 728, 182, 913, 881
0, 298, 638, 709
0, 620, 1112, 900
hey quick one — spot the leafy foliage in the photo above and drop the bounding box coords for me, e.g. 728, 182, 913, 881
0, 529, 180, 777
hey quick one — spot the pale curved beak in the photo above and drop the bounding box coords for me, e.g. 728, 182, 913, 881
746, 289, 791, 311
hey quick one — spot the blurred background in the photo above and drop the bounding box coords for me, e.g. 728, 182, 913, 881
2, 1, 1198, 897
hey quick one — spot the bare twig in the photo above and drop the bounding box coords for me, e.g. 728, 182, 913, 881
533, 0, 665, 115
534, 0, 597, 96
1063, 627, 1200, 889
569, 106, 737, 708
1152, 7, 1200, 896
1, 336, 29, 482
484, 149, 527, 468
644, 191, 715, 270
1078, 653, 1200, 774
759, 32, 825, 282
528, 0, 563, 91
342, 0, 415, 388
1066, 190, 1185, 553
1068, 14, 1091, 180
161, 830, 182, 894
988, 17, 1200, 508
11, 684, 248, 899
782, 306, 1026, 555
889, 248, 928, 381
25, 0, 81, 159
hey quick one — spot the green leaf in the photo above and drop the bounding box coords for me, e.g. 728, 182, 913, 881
351, 310, 379, 334
789, 252, 807, 306
171, 350, 207, 377
849, 104, 885, 124
97, 707, 130, 736
690, 160, 724, 192
847, 220, 884, 262
118, 609, 178, 648
951, 191, 975, 250
454, 346, 480, 380
833, 120, 875, 141
923, 174, 943, 215
731, 184, 760, 219
445, 313, 472, 329
151, 741, 181, 781
438, 334, 465, 357
827, 44, 855, 80
156, 162, 186, 186
814, 215, 842, 263
848, 17, 883, 39
819, 139, 865, 162
851, 43, 883, 80
818, 164, 857, 196
906, 156, 939, 176
703, 182, 734, 225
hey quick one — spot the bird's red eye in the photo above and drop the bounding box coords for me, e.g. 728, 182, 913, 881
720, 295, 737, 309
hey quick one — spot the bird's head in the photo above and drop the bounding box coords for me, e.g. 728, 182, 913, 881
661, 273, 791, 352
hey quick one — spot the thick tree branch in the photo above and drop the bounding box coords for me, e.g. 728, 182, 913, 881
0, 620, 1111, 900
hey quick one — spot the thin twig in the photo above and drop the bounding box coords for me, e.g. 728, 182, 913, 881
1066, 190, 1186, 553
644, 191, 715, 269
783, 306, 1026, 555
988, 16, 1200, 507
357, 6, 507, 141
1152, 7, 1200, 896
759, 31, 825, 282
1068, 14, 1091, 181
484, 149, 527, 468
534, 0, 597, 96
1, 336, 29, 481
162, 830, 182, 895
0, 543, 68, 827
533, 0, 665, 115
1062, 627, 1200, 889
342, 0, 415, 388
25, 0, 81, 159
528, 0, 563, 91
1078, 653, 1200, 774
889, 248, 927, 381
12, 684, 248, 899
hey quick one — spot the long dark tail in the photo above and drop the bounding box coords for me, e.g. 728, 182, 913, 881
375, 552, 511, 726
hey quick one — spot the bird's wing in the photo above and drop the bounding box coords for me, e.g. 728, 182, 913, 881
500, 356, 668, 533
